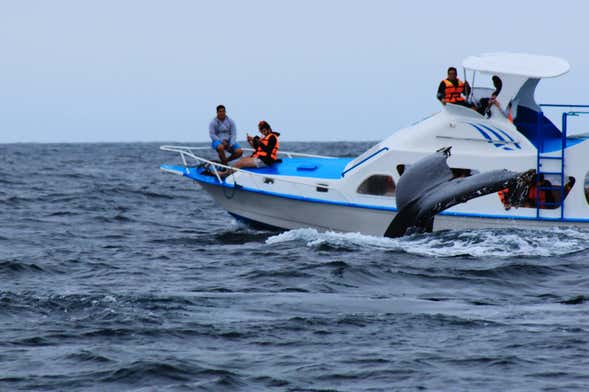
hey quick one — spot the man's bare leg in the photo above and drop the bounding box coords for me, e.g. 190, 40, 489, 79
227, 148, 243, 162
216, 144, 228, 166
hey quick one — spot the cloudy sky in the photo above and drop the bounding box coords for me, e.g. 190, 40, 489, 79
1, 0, 587, 143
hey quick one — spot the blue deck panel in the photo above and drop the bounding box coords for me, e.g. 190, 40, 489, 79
514, 106, 589, 152
161, 157, 353, 183
542, 137, 586, 152
242, 157, 352, 179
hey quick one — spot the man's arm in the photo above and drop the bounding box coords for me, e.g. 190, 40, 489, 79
437, 81, 446, 102
209, 120, 220, 142
464, 81, 471, 97
492, 80, 502, 98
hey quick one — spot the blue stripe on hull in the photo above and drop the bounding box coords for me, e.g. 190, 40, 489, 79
163, 164, 589, 224
199, 177, 589, 224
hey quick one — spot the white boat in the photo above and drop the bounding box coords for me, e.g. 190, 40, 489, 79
161, 53, 589, 236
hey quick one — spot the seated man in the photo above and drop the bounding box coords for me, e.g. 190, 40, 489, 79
437, 67, 472, 108
209, 104, 243, 166
221, 120, 280, 178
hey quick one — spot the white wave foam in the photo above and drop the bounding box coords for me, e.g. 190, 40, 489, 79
266, 227, 589, 258
266, 228, 403, 250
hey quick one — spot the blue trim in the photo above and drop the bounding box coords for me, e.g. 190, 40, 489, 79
467, 123, 504, 149
478, 123, 507, 142
476, 123, 511, 150
436, 209, 589, 222
540, 104, 589, 108
186, 170, 589, 223
478, 124, 522, 150
341, 147, 389, 177
512, 106, 580, 153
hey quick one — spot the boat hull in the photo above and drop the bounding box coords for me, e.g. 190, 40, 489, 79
201, 182, 394, 236
199, 182, 588, 235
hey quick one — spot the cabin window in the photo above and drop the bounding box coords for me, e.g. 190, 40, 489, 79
357, 175, 396, 196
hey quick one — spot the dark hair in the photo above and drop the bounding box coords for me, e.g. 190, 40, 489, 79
447, 67, 457, 73
258, 120, 271, 131
216, 105, 226, 112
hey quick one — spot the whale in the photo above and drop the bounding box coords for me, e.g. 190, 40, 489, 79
384, 147, 534, 238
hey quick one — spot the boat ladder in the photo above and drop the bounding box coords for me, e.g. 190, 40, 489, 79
535, 106, 589, 219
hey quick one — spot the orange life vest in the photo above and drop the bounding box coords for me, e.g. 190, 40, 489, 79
252, 132, 279, 161
443, 79, 466, 103
498, 188, 509, 204
528, 185, 546, 205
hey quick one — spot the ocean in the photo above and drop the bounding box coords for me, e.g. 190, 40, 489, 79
1, 142, 588, 391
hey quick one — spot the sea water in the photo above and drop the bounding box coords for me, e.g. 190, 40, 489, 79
1, 142, 588, 391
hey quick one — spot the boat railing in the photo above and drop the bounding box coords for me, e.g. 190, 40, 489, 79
539, 104, 589, 136
160, 145, 351, 201
161, 145, 337, 159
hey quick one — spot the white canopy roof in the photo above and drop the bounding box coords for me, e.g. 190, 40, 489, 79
462, 53, 570, 78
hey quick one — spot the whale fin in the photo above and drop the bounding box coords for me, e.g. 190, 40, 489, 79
385, 148, 533, 238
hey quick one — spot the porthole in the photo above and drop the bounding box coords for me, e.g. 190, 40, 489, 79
357, 175, 396, 196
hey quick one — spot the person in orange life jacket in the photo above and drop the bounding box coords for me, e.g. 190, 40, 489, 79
498, 173, 561, 210
437, 67, 472, 108
526, 174, 555, 208
220, 120, 280, 178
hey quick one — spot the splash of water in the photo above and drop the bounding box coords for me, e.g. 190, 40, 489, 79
266, 227, 589, 258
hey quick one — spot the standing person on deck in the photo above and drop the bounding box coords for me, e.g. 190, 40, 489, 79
437, 67, 472, 108
209, 105, 243, 166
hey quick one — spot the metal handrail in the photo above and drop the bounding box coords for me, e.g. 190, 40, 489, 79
540, 104, 589, 108
160, 145, 338, 159
160, 145, 351, 202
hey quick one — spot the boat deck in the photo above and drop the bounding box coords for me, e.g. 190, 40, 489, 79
161, 156, 354, 184
242, 157, 352, 179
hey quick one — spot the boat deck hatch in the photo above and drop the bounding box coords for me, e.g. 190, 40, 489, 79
297, 164, 318, 171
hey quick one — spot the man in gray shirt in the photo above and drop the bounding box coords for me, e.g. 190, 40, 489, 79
209, 105, 243, 165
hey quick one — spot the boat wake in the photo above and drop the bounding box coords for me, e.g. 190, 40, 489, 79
266, 227, 589, 258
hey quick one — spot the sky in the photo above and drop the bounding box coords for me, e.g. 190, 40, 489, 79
1, 0, 588, 143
